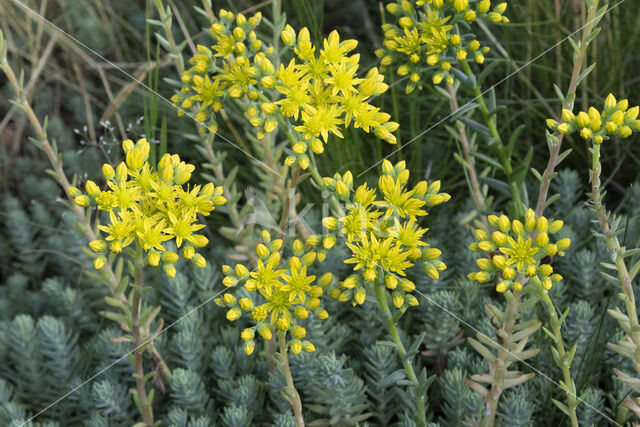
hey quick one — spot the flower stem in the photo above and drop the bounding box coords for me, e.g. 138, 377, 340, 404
446, 83, 487, 226
373, 278, 427, 426
132, 258, 154, 427
481, 291, 521, 427
460, 60, 522, 218
535, 0, 600, 216
0, 53, 176, 380
540, 290, 579, 427
278, 332, 304, 427
590, 144, 640, 376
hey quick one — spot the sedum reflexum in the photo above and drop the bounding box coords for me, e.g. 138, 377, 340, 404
322, 159, 449, 426
378, 0, 507, 92
467, 209, 574, 426
217, 231, 334, 426
71, 138, 225, 426
173, 9, 398, 170
72, 138, 226, 277
553, 94, 640, 420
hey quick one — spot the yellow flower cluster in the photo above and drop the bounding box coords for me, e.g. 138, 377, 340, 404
70, 138, 225, 276
174, 9, 398, 169
547, 93, 640, 144
321, 160, 449, 309
468, 209, 570, 292
216, 231, 332, 355
377, 0, 506, 93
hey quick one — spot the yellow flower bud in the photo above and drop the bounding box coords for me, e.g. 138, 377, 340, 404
93, 255, 106, 270
276, 317, 290, 331
244, 340, 255, 355
422, 247, 441, 260
192, 254, 206, 268
454, 0, 468, 12
398, 16, 413, 28
542, 278, 553, 290
492, 231, 508, 245
281, 25, 296, 46
469, 271, 489, 283
309, 138, 324, 154
162, 251, 179, 264
512, 281, 522, 292
164, 263, 177, 277
291, 325, 306, 339
364, 269, 377, 282
354, 287, 366, 305
477, 0, 491, 13
302, 341, 316, 352
557, 123, 571, 134
487, 12, 502, 22
526, 264, 536, 277
498, 215, 511, 232
239, 298, 253, 311
502, 267, 515, 280
89, 240, 107, 253
74, 195, 90, 207
493, 255, 507, 269
147, 250, 160, 267
535, 231, 549, 247
464, 10, 476, 21
316, 309, 329, 319
319, 272, 333, 287
290, 340, 302, 354
241, 328, 254, 341
477, 258, 492, 271
604, 93, 617, 111
393, 293, 404, 308
295, 307, 309, 319
496, 280, 508, 292
109, 241, 122, 254
580, 128, 592, 139
256, 243, 269, 259
576, 111, 590, 128
557, 238, 571, 251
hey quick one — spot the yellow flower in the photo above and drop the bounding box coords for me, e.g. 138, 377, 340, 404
218, 233, 330, 355
379, 0, 502, 90
176, 15, 398, 169
322, 160, 447, 309
73, 138, 224, 276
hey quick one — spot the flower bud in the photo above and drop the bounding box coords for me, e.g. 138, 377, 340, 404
93, 255, 106, 269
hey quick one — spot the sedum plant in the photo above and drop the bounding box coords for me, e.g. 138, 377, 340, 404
4, 0, 640, 425
70, 137, 225, 425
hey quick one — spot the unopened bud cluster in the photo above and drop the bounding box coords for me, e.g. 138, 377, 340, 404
547, 93, 640, 144
468, 209, 569, 292
377, 0, 507, 93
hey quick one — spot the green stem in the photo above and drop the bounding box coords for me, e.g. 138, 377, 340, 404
278, 332, 305, 427
132, 256, 154, 427
446, 83, 488, 226
460, 60, 523, 217
540, 291, 579, 427
374, 278, 427, 426
590, 144, 640, 376
535, 1, 600, 216
481, 291, 521, 427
